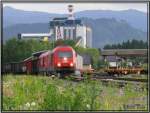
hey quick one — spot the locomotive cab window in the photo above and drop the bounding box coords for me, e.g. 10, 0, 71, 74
58, 51, 72, 58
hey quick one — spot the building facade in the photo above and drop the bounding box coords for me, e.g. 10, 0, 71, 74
49, 17, 92, 48
19, 5, 92, 48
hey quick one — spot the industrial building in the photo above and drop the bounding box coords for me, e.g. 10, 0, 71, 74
18, 5, 92, 48
101, 49, 147, 68
78, 53, 93, 73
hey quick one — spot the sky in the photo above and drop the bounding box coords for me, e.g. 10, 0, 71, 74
3, 3, 147, 14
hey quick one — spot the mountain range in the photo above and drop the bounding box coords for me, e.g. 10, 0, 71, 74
3, 6, 147, 48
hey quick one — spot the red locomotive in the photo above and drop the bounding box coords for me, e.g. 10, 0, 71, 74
38, 46, 78, 75
3, 46, 83, 77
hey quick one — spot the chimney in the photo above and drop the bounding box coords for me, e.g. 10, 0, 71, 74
68, 5, 74, 20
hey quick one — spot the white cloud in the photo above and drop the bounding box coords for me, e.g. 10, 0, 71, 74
3, 3, 147, 14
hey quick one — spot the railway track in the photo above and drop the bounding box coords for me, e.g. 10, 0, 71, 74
92, 72, 148, 83
92, 77, 148, 83
93, 76, 147, 83
70, 72, 148, 83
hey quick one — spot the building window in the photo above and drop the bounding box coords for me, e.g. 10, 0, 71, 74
68, 29, 71, 39
64, 29, 67, 39
73, 28, 76, 40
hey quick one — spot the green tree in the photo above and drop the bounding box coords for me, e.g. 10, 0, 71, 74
54, 39, 76, 47
75, 46, 100, 69
3, 38, 53, 64
103, 39, 147, 49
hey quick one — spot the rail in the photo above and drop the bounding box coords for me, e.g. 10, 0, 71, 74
70, 73, 148, 83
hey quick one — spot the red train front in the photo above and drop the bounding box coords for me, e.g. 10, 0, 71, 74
52, 46, 76, 73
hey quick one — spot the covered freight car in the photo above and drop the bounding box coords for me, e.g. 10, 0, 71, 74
23, 56, 33, 74
3, 62, 24, 74
2, 63, 12, 74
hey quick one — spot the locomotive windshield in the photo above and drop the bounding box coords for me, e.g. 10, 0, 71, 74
58, 51, 72, 58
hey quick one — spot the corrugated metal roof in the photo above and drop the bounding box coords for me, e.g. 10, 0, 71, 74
105, 56, 122, 62
101, 49, 147, 56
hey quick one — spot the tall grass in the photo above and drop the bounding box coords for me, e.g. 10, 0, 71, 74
2, 74, 148, 111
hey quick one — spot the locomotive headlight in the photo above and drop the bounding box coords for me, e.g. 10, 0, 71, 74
70, 63, 73, 67
57, 63, 61, 67
63, 57, 67, 61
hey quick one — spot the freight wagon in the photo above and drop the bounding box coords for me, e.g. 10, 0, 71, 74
105, 67, 144, 75
3, 62, 24, 74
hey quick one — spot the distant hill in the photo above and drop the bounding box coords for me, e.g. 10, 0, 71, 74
75, 9, 147, 31
3, 6, 65, 28
3, 6, 147, 31
3, 18, 147, 48
81, 18, 147, 48
3, 23, 49, 41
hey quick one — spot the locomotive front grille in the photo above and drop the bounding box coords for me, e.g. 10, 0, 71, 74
62, 63, 69, 66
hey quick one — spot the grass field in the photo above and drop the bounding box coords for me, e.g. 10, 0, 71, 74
2, 74, 148, 111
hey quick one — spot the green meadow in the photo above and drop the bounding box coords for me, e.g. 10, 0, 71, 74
2, 74, 148, 111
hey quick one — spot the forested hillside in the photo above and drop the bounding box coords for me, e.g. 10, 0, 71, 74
103, 39, 147, 49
